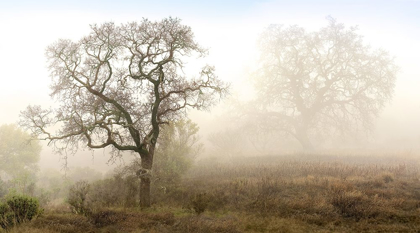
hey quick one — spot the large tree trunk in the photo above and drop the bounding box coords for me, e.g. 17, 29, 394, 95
295, 127, 314, 151
139, 176, 151, 208
139, 155, 153, 208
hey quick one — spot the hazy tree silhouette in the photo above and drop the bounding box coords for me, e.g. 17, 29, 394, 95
253, 18, 397, 150
0, 124, 41, 179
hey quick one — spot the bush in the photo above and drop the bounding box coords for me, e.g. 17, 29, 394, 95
89, 174, 138, 208
0, 202, 10, 229
67, 181, 92, 216
190, 193, 210, 215
0, 195, 41, 229
329, 183, 376, 219
89, 209, 128, 227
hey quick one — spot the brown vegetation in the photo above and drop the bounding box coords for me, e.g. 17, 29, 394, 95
4, 152, 420, 232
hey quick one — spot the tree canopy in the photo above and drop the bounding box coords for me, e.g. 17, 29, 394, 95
253, 18, 398, 149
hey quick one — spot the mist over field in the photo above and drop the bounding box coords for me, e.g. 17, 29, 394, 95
1, 0, 420, 232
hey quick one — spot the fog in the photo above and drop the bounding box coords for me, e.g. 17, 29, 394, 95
1, 0, 420, 169
2, 1, 420, 231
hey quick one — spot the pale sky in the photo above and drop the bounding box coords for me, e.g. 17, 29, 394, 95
1, 0, 419, 169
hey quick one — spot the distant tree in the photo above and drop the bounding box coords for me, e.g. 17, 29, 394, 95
0, 124, 41, 180
0, 124, 40, 195
253, 18, 398, 150
20, 18, 228, 207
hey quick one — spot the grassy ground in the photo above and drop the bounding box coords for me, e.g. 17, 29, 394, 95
4, 152, 420, 232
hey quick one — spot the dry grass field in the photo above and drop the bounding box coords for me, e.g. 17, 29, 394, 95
3, 152, 420, 232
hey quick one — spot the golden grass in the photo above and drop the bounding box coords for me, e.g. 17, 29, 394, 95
5, 151, 420, 232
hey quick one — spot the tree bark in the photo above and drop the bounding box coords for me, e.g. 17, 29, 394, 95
139, 155, 153, 208
139, 176, 151, 208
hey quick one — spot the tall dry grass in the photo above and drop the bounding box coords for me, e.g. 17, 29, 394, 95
4, 151, 420, 232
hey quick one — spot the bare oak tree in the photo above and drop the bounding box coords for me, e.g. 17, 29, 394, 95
20, 18, 227, 207
253, 18, 397, 150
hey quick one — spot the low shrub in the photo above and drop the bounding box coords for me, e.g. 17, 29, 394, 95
88, 174, 139, 208
67, 181, 92, 216
89, 209, 127, 227
190, 193, 210, 215
0, 195, 41, 229
330, 183, 376, 220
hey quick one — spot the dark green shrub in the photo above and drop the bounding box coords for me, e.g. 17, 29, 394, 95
0, 202, 9, 229
6, 195, 40, 221
0, 195, 41, 229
